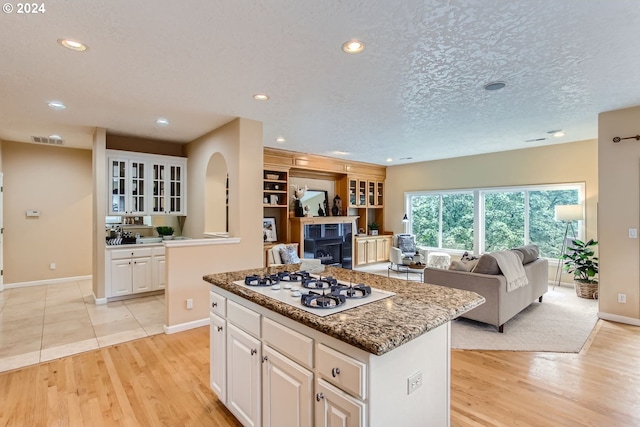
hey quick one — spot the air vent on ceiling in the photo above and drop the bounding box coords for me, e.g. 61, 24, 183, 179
525, 138, 547, 143
31, 136, 64, 145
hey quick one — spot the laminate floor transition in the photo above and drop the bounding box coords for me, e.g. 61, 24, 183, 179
0, 320, 638, 426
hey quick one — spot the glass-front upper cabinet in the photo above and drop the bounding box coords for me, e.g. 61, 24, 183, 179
108, 157, 146, 215
150, 160, 186, 215
106, 150, 187, 217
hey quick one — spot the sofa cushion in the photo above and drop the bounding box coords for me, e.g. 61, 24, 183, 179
449, 259, 477, 272
279, 245, 301, 264
512, 244, 539, 264
472, 254, 501, 275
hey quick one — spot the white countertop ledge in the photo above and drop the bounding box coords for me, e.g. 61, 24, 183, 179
163, 237, 241, 247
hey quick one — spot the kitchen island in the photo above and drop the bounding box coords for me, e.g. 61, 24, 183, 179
204, 266, 484, 427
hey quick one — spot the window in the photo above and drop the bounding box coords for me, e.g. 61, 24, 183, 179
406, 183, 583, 259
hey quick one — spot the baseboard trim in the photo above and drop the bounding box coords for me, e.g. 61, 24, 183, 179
4, 275, 92, 289
163, 318, 209, 334
598, 311, 640, 326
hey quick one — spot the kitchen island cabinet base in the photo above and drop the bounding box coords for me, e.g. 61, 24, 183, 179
208, 284, 450, 427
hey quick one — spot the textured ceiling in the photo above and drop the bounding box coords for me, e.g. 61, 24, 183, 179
1, 0, 639, 164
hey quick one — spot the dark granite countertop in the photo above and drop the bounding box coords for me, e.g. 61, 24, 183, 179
203, 266, 484, 356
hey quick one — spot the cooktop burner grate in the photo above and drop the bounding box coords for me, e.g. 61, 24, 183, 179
277, 271, 311, 282
301, 290, 347, 309
330, 284, 372, 299
302, 276, 338, 290
244, 274, 280, 287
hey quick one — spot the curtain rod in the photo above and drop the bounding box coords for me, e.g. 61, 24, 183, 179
612, 135, 640, 143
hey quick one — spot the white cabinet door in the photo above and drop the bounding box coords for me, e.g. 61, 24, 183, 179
107, 157, 147, 215
262, 345, 313, 427
210, 313, 227, 404
110, 259, 133, 296
152, 255, 166, 290
150, 160, 187, 215
315, 379, 364, 427
132, 256, 152, 292
227, 323, 261, 427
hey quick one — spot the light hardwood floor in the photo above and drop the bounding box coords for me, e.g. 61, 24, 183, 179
0, 320, 637, 426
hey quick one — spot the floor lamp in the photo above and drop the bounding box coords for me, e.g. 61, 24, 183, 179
553, 204, 584, 289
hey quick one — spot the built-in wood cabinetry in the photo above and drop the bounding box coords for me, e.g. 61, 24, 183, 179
264, 148, 386, 253
263, 168, 290, 244
354, 235, 392, 266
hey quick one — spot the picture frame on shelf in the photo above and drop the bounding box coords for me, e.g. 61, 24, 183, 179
263, 217, 278, 242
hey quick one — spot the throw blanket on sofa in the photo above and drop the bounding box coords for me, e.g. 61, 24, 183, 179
491, 250, 529, 292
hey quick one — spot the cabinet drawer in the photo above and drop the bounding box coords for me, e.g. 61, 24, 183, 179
317, 343, 367, 400
209, 291, 227, 317
227, 300, 261, 337
262, 317, 313, 369
152, 246, 165, 256
111, 247, 153, 260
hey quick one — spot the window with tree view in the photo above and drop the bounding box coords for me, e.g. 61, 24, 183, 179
406, 184, 582, 259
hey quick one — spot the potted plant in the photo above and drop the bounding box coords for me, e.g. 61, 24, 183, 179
562, 238, 599, 299
156, 226, 174, 240
369, 222, 379, 236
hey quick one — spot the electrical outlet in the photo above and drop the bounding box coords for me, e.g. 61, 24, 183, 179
407, 371, 423, 395
49, 262, 56, 270
618, 293, 627, 303
186, 298, 193, 309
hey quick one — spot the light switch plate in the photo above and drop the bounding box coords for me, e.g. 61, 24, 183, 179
629, 229, 638, 238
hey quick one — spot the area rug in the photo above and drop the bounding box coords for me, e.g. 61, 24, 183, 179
451, 284, 599, 353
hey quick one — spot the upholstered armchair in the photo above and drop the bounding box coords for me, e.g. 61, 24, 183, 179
393, 234, 425, 263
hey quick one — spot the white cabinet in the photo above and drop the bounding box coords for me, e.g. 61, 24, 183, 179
106, 150, 187, 216
105, 246, 163, 298
210, 312, 227, 404
227, 323, 262, 427
108, 156, 147, 215
151, 247, 166, 290
262, 345, 313, 427
315, 379, 365, 427
150, 160, 187, 215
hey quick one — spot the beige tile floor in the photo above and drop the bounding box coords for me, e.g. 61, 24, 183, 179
0, 279, 165, 373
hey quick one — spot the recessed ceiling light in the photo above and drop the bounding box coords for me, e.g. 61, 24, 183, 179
49, 134, 62, 140
275, 137, 286, 143
47, 101, 66, 110
156, 118, 170, 126
57, 38, 88, 52
386, 158, 393, 162
334, 150, 350, 155
547, 130, 566, 138
253, 94, 269, 101
342, 39, 365, 54
484, 81, 506, 91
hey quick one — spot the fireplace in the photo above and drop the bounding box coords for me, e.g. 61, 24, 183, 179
303, 223, 352, 269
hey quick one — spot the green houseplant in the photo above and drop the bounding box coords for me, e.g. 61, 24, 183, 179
156, 226, 174, 240
369, 222, 379, 236
562, 238, 599, 299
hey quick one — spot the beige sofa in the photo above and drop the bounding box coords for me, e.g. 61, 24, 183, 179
267, 243, 323, 273
423, 246, 548, 332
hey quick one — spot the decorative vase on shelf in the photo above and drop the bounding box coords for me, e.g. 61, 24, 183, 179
317, 203, 325, 217
294, 200, 304, 217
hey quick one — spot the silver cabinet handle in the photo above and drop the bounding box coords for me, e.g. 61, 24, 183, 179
211, 302, 218, 308
332, 367, 341, 377
316, 393, 324, 401
216, 326, 223, 332
251, 349, 257, 355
